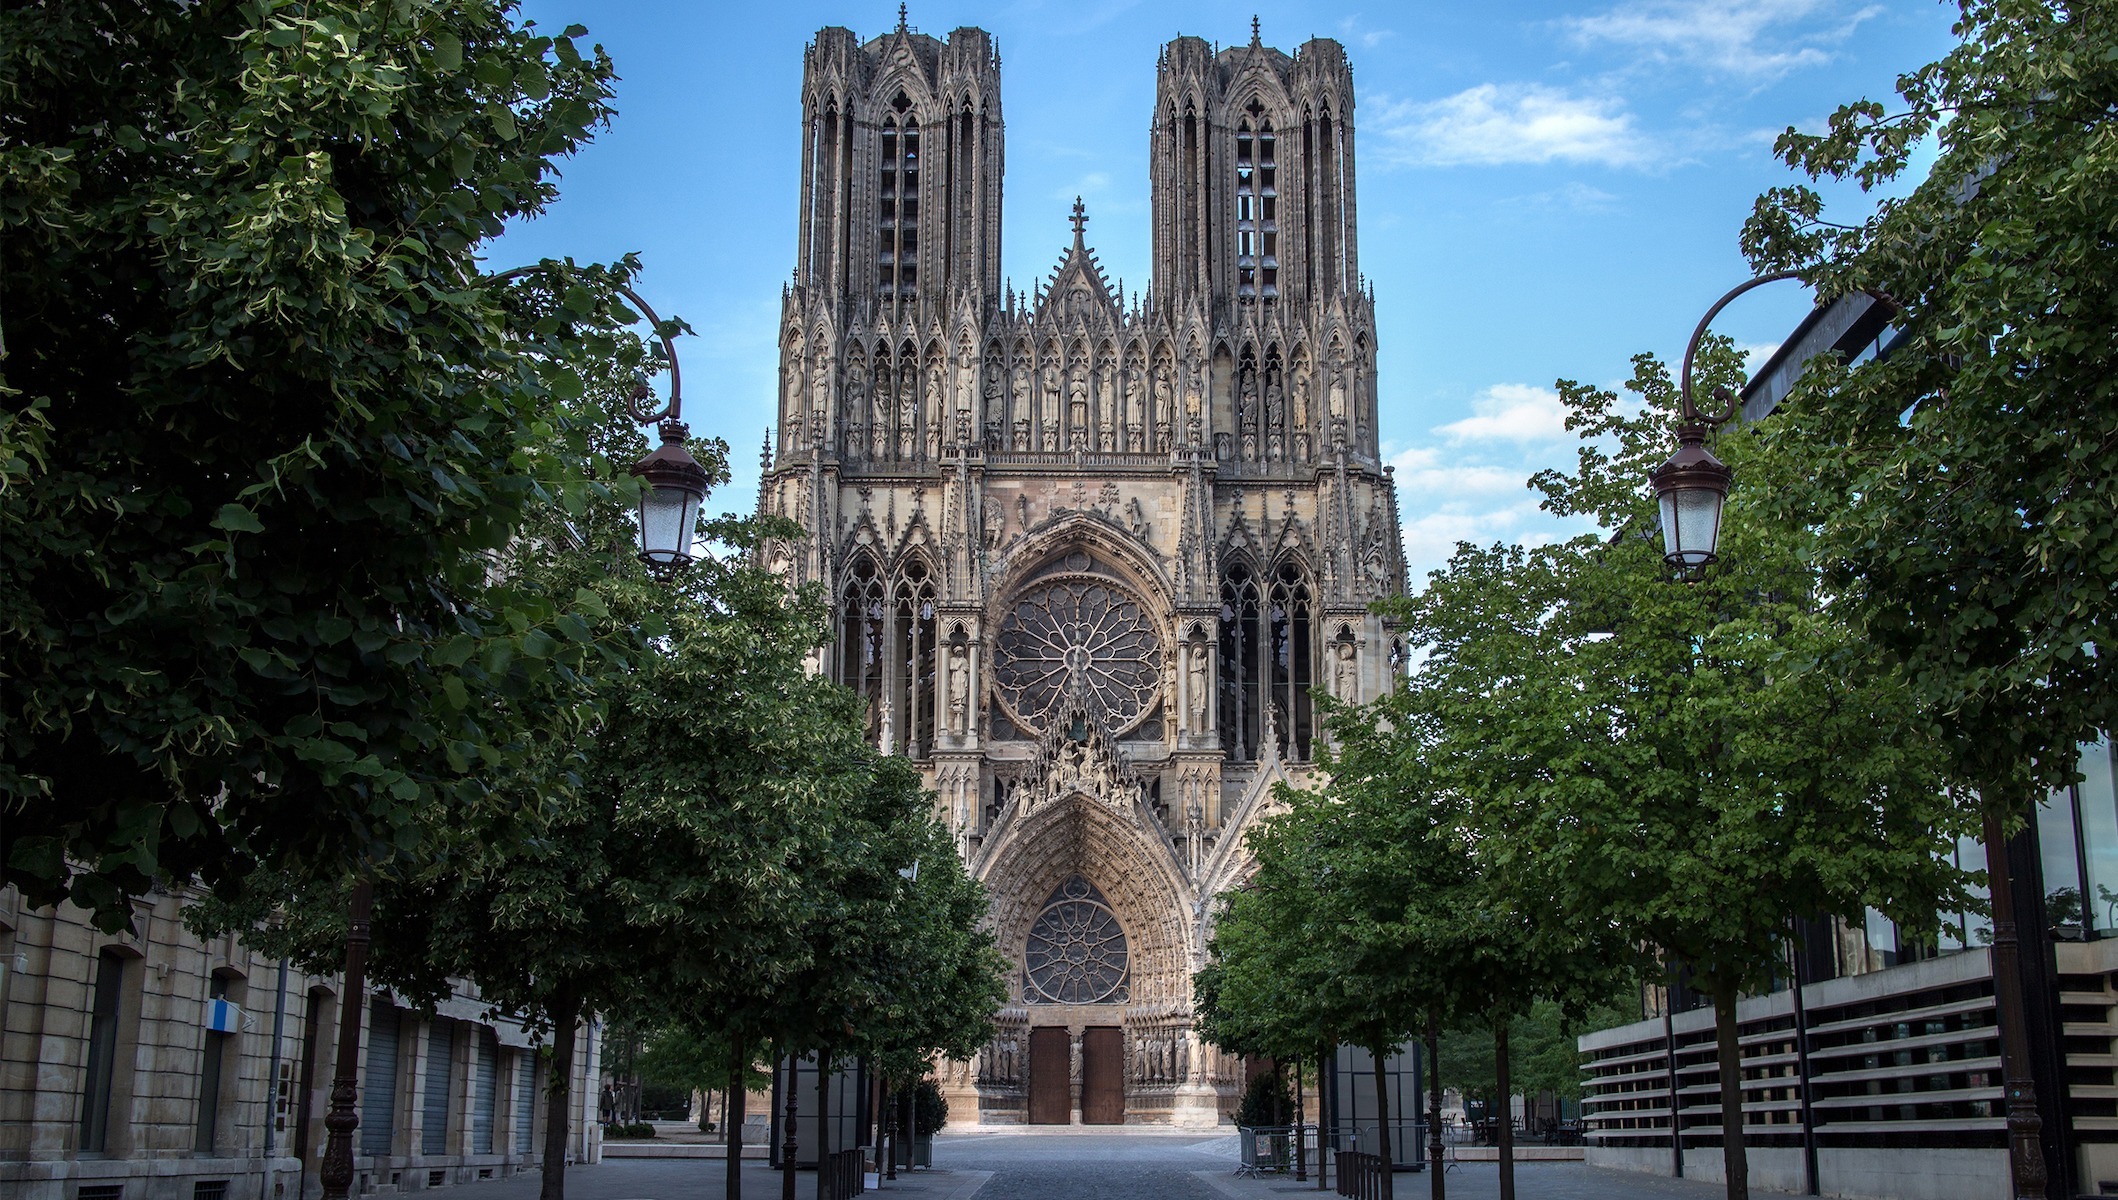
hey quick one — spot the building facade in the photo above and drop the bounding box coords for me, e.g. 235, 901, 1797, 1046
0, 886, 602, 1200
1578, 293, 2118, 1199
756, 17, 1407, 1127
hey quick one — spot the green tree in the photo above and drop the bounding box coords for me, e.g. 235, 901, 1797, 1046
195, 352, 882, 1200
1400, 349, 1972, 1200
1741, 0, 2118, 819
1201, 750, 1480, 1192
0, 0, 628, 930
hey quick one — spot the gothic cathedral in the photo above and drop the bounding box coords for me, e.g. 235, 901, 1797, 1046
756, 17, 1408, 1127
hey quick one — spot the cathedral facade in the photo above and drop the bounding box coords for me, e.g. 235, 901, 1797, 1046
756, 17, 1408, 1127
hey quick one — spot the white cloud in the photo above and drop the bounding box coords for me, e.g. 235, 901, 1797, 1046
1389, 445, 1529, 500
1335, 15, 1397, 49
1563, 0, 1880, 81
1500, 181, 1621, 212
1368, 83, 1652, 168
1435, 384, 1572, 443
1739, 340, 1782, 375
1057, 171, 1112, 202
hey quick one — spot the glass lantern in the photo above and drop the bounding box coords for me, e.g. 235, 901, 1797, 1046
1650, 423, 1732, 575
629, 419, 710, 569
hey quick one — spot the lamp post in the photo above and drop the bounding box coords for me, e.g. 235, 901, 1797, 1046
315, 268, 701, 1200
1655, 274, 2048, 1199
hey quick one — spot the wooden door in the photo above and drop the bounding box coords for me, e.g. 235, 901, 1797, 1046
1081, 1027, 1125, 1125
1028, 1028, 1071, 1125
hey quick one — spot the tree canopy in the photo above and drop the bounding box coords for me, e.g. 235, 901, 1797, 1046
1396, 348, 1972, 1199
1, 0, 631, 930
1741, 0, 2118, 816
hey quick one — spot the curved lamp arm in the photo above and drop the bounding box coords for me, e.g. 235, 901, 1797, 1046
1677, 269, 1804, 427
1678, 270, 1901, 427
488, 264, 684, 424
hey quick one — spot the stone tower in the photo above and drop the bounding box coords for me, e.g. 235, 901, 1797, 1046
757, 17, 1407, 1127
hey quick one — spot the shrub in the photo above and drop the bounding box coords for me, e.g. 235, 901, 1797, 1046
912, 1079, 948, 1136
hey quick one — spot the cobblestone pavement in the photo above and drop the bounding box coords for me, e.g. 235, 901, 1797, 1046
420, 1131, 1772, 1200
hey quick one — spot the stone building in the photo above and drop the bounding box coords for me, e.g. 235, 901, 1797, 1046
0, 886, 601, 1200
756, 16, 1407, 1127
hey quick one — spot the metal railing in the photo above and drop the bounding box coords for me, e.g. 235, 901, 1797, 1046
1237, 1125, 1296, 1177
820, 1148, 865, 1200
1334, 1150, 1390, 1200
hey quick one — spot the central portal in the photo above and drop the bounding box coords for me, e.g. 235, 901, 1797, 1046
1028, 1029, 1070, 1124
1081, 1026, 1124, 1124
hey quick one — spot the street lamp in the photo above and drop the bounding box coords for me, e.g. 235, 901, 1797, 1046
1648, 269, 1801, 577
1655, 274, 2050, 1199
488, 265, 711, 569
315, 268, 699, 1200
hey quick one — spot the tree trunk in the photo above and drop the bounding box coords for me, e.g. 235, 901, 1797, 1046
1713, 983, 1748, 1200
1494, 1015, 1514, 1200
780, 1051, 798, 1200
1318, 1049, 1331, 1191
816, 1047, 832, 1165
540, 988, 583, 1200
1425, 1022, 1444, 1200
726, 1049, 746, 1200
1294, 1058, 1307, 1182
1370, 1047, 1394, 1200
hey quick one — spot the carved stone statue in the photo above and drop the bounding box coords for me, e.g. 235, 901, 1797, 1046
1010, 366, 1030, 430
1334, 641, 1359, 702
898, 377, 918, 460
982, 501, 1006, 549
1188, 643, 1210, 728
1327, 360, 1347, 422
1183, 363, 1203, 417
809, 359, 831, 418
1266, 379, 1284, 429
1041, 363, 1061, 434
1153, 363, 1173, 428
925, 373, 945, 459
868, 371, 889, 459
1068, 367, 1089, 438
948, 643, 971, 732
1292, 364, 1311, 429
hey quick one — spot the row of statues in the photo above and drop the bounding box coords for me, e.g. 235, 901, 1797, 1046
781, 350, 1367, 460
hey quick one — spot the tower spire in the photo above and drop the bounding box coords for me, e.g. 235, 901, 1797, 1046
1250, 14, 1261, 45
1069, 196, 1088, 250
897, 2, 908, 33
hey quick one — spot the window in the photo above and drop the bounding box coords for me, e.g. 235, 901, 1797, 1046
1023, 877, 1129, 1004
1234, 122, 1256, 298
837, 557, 887, 742
1217, 561, 1317, 762
422, 1019, 456, 1153
896, 560, 938, 758
1219, 563, 1262, 760
196, 972, 238, 1153
361, 1000, 400, 1156
80, 949, 127, 1153
1267, 563, 1314, 757
877, 95, 919, 298
1258, 124, 1278, 297
2036, 734, 2118, 938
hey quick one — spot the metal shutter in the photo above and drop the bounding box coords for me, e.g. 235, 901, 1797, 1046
422, 1019, 455, 1151
360, 1001, 400, 1156
472, 1027, 498, 1154
514, 1048, 538, 1154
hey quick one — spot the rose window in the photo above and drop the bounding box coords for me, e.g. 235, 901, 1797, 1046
1024, 876, 1130, 1005
994, 573, 1162, 735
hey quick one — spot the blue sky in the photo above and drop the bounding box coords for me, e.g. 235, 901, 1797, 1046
497, 0, 1958, 584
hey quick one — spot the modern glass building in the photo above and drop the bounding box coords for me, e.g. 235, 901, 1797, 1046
1578, 292, 2118, 1199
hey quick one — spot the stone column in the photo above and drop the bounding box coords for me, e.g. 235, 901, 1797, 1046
1069, 1029, 1084, 1126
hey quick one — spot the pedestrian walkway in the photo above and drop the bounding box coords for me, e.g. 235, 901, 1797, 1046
415, 1129, 1773, 1200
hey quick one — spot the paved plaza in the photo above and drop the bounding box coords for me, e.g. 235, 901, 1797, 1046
419, 1129, 1775, 1200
